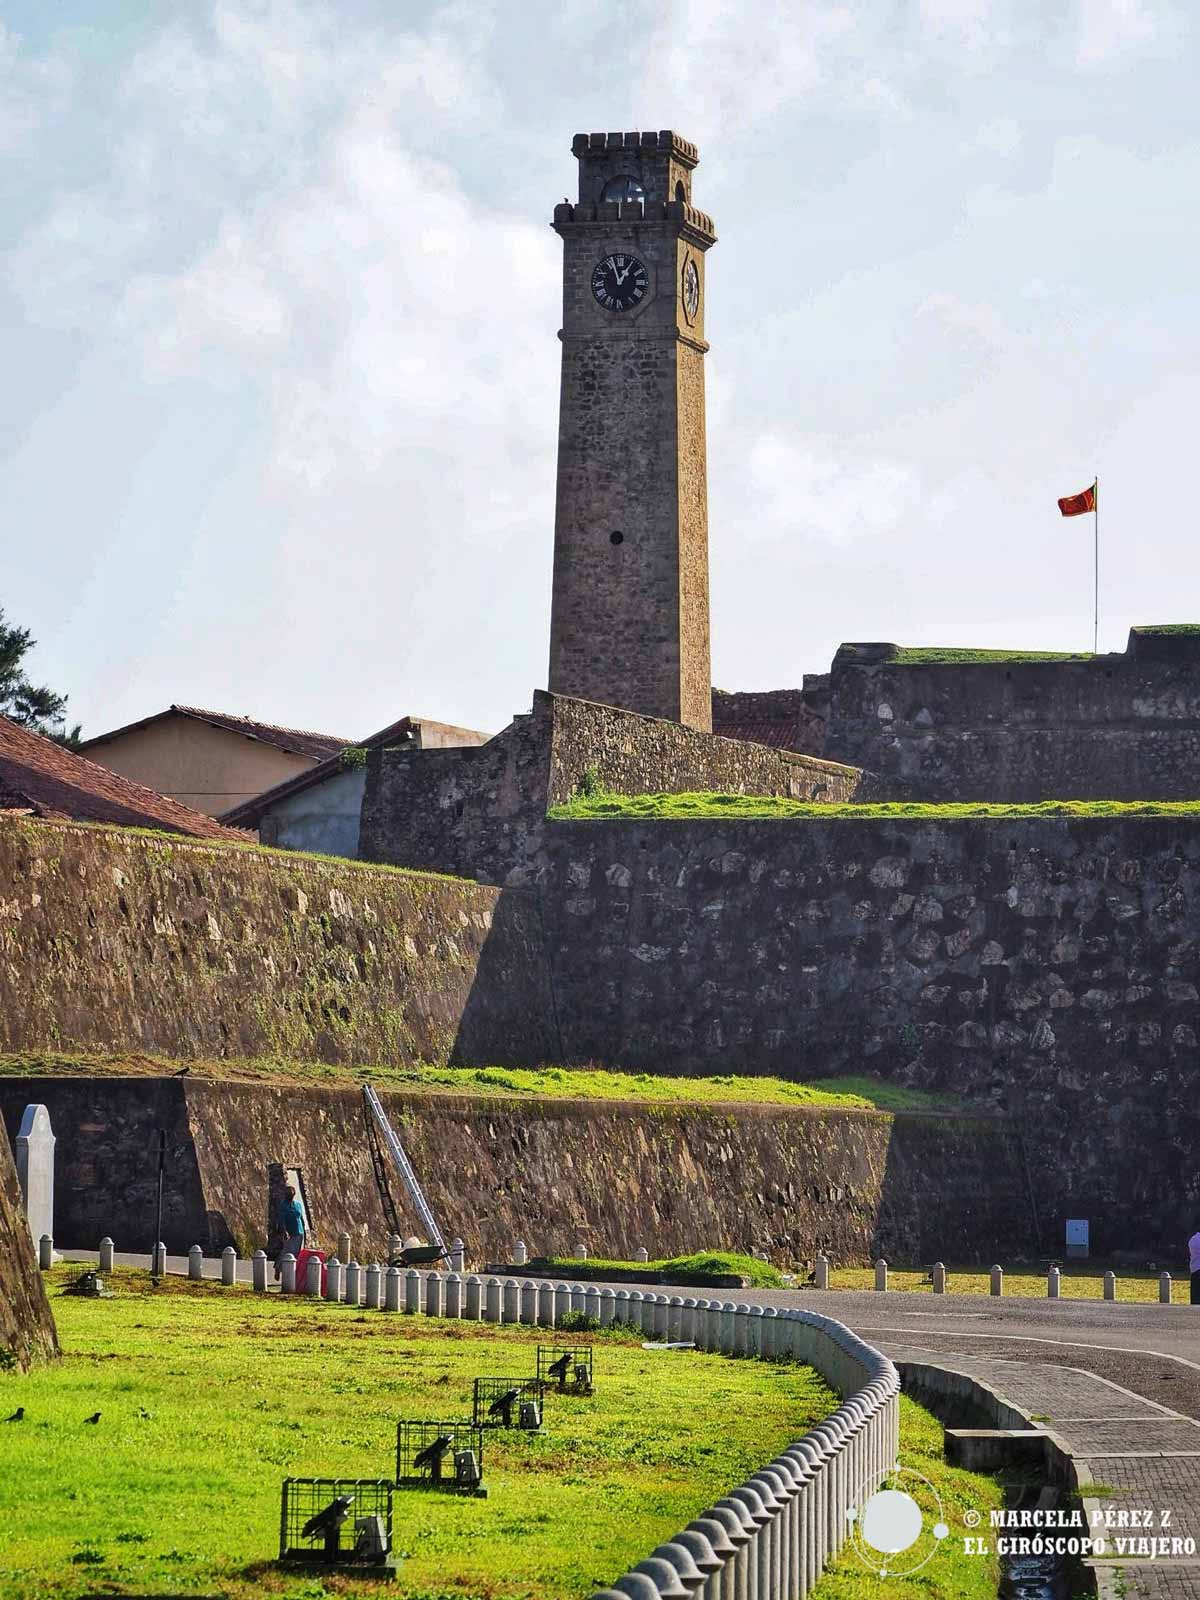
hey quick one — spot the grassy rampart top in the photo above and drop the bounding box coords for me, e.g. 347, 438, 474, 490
0, 1051, 962, 1114
550, 792, 1200, 822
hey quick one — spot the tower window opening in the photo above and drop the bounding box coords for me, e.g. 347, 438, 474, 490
610, 530, 625, 545
675, 181, 686, 202
601, 175, 644, 204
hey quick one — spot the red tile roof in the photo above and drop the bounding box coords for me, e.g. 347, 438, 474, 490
80, 705, 354, 762
712, 719, 804, 751
0, 716, 251, 841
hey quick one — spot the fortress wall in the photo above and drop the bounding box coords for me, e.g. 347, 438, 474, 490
361, 689, 883, 887
0, 816, 558, 1069
0, 1116, 58, 1369
544, 815, 1200, 1251
0, 1076, 1032, 1265
824, 639, 1200, 800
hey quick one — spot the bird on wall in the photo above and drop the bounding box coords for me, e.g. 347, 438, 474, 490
413, 1434, 454, 1479
301, 1494, 355, 1541
4, 1407, 24, 1422
488, 1387, 521, 1425
172, 1066, 190, 1077
83, 1412, 101, 1424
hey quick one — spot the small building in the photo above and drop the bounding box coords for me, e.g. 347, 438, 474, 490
0, 715, 248, 841
79, 705, 355, 818
220, 715, 489, 859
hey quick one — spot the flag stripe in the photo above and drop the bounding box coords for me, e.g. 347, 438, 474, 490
1058, 485, 1096, 517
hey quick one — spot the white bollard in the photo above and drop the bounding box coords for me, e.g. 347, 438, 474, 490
573, 1243, 588, 1259
503, 1278, 520, 1323
465, 1274, 482, 1320
990, 1265, 1003, 1297
152, 1241, 167, 1277
365, 1263, 381, 1309
385, 1265, 401, 1311
931, 1262, 946, 1294
815, 1254, 830, 1290
388, 1233, 402, 1262
1047, 1265, 1061, 1299
874, 1258, 888, 1292
538, 1281, 555, 1327
337, 1232, 351, 1265
520, 1279, 538, 1325
449, 1239, 465, 1274
484, 1277, 502, 1323
1103, 1271, 1116, 1302
326, 1259, 344, 1302
345, 1261, 361, 1305
99, 1237, 114, 1272
188, 1245, 204, 1281
306, 1253, 323, 1297
513, 1240, 528, 1267
252, 1249, 268, 1293
599, 1286, 616, 1327
38, 1234, 53, 1270
222, 1246, 237, 1287
570, 1282, 587, 1316
1160, 1271, 1173, 1305
585, 1285, 602, 1323
405, 1269, 421, 1313
280, 1253, 297, 1294
425, 1273, 444, 1318
634, 1246, 649, 1263
445, 1273, 462, 1318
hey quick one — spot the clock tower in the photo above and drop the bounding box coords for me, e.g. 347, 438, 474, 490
548, 130, 717, 731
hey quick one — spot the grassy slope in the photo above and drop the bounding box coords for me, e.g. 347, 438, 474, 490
550, 792, 1200, 821
0, 1050, 958, 1113
889, 645, 1094, 663
532, 1252, 787, 1288
0, 1270, 1002, 1600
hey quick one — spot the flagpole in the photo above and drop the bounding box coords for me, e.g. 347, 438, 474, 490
1093, 476, 1099, 654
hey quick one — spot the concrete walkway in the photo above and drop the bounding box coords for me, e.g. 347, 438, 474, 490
58, 1253, 1200, 1595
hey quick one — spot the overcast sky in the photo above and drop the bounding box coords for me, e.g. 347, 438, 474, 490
3, 1, 1197, 742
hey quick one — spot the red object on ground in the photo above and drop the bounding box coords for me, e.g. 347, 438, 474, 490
293, 1248, 327, 1295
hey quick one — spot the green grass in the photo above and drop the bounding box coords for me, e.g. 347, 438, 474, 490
0, 1269, 1003, 1600
828, 1265, 1191, 1303
0, 1049, 960, 1113
1131, 624, 1200, 636
888, 645, 1095, 663
550, 792, 1200, 821
531, 1252, 787, 1288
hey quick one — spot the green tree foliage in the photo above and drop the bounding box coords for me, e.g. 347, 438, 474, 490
0, 608, 81, 748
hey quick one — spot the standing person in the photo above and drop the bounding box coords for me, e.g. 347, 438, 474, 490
1191, 1225, 1200, 1306
276, 1184, 306, 1279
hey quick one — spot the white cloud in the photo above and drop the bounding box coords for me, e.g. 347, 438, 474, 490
743, 431, 924, 544
1076, 0, 1173, 67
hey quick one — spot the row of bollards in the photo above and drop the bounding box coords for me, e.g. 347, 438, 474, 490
862, 1256, 1175, 1301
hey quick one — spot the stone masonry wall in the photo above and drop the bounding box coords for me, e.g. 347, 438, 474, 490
0, 816, 557, 1068
824, 632, 1200, 799
0, 1115, 59, 1369
0, 1075, 1033, 1266
542, 814, 1200, 1252
360, 689, 882, 887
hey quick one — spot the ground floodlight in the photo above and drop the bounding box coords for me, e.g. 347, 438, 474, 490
279, 1477, 396, 1573
395, 1420, 488, 1498
472, 1377, 544, 1430
537, 1343, 594, 1394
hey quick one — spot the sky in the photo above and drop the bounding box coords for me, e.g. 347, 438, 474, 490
3, 0, 1198, 742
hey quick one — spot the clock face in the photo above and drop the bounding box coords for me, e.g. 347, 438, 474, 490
682, 256, 700, 322
591, 254, 648, 313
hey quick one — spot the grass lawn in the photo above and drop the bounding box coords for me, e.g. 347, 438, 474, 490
0, 1269, 1005, 1600
528, 1252, 787, 1289
550, 792, 1200, 821
0, 1050, 960, 1114
828, 1265, 1190, 1303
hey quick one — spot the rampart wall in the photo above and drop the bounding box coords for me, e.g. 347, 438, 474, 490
360, 689, 882, 886
0, 1075, 1033, 1266
542, 814, 1200, 1250
824, 631, 1200, 799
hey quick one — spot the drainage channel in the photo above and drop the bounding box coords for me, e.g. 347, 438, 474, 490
899, 1362, 1084, 1600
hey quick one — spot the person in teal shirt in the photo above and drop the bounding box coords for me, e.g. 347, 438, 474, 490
275, 1185, 306, 1278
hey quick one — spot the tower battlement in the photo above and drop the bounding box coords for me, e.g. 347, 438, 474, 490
571, 130, 699, 165
551, 198, 716, 242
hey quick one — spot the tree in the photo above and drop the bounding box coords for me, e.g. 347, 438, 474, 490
0, 608, 81, 748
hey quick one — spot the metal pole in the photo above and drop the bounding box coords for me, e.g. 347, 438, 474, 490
152, 1129, 165, 1280
1093, 476, 1099, 654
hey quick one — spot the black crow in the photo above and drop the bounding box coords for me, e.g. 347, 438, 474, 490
413, 1434, 454, 1478
488, 1387, 520, 1424
301, 1494, 354, 1540
84, 1412, 101, 1424
172, 1066, 190, 1077
804, 1269, 817, 1286
4, 1407, 23, 1422
547, 1351, 572, 1386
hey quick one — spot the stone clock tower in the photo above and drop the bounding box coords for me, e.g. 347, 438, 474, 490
548, 130, 717, 732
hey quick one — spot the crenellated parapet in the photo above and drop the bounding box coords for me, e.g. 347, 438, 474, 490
571, 129, 698, 165
551, 197, 716, 245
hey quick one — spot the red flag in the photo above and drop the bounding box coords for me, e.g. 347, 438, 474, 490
1058, 483, 1096, 517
